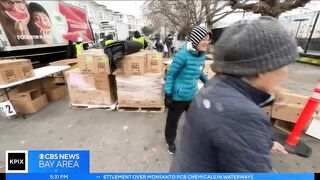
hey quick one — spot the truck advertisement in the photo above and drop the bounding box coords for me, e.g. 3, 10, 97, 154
0, 0, 93, 50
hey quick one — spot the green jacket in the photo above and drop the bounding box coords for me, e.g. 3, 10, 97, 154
105, 40, 113, 46
76, 43, 83, 56
132, 36, 145, 47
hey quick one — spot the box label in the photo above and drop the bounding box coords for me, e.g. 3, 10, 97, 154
101, 56, 109, 64
85, 56, 93, 64
155, 54, 162, 61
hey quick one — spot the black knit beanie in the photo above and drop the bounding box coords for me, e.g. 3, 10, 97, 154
212, 16, 298, 76
188, 26, 211, 48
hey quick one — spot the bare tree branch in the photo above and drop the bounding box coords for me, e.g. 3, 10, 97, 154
230, 0, 311, 17
280, 0, 311, 12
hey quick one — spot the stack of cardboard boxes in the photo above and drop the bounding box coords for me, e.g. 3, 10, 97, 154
262, 91, 310, 134
10, 77, 67, 114
114, 50, 164, 110
65, 49, 117, 107
0, 59, 70, 114
0, 59, 44, 114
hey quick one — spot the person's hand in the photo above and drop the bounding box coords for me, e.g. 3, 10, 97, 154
14, 21, 33, 45
15, 21, 28, 35
165, 94, 174, 109
271, 141, 288, 154
40, 28, 53, 44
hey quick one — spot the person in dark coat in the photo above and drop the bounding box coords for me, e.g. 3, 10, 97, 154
163, 34, 173, 58
170, 17, 297, 172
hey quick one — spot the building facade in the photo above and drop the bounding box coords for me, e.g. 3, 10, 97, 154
63, 0, 143, 40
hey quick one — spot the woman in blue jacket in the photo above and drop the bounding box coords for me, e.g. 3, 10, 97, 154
164, 26, 211, 154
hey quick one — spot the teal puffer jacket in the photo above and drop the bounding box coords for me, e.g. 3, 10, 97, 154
165, 47, 208, 101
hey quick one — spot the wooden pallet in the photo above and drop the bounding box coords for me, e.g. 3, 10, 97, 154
117, 105, 165, 113
70, 102, 117, 111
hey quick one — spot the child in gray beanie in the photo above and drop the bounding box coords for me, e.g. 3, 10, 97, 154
170, 16, 298, 172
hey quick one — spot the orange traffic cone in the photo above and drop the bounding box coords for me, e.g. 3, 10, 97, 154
273, 80, 320, 157
286, 80, 320, 146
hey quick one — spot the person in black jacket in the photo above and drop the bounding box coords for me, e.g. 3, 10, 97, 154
163, 34, 173, 58
170, 17, 297, 172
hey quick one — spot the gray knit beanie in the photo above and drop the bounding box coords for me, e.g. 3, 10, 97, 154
188, 26, 211, 48
212, 16, 298, 76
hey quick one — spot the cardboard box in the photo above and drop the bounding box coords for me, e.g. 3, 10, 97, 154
116, 73, 164, 107
117, 91, 163, 107
124, 51, 146, 75
271, 102, 303, 123
275, 91, 308, 106
11, 89, 48, 113
114, 61, 125, 75
262, 106, 272, 118
274, 119, 295, 134
17, 80, 42, 92
39, 77, 67, 102
79, 50, 110, 74
40, 77, 56, 90
68, 89, 116, 106
93, 55, 110, 74
49, 58, 79, 67
50, 58, 79, 82
0, 88, 20, 101
0, 61, 20, 84
65, 68, 116, 106
114, 51, 147, 75
204, 60, 215, 79
115, 74, 163, 91
145, 50, 163, 74
53, 77, 66, 84
94, 74, 116, 91
15, 59, 34, 79
45, 85, 67, 102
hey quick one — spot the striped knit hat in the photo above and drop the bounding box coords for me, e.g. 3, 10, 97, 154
188, 26, 211, 48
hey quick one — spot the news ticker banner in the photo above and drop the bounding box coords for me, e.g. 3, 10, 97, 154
4, 150, 317, 180
5, 150, 89, 174
5, 173, 317, 180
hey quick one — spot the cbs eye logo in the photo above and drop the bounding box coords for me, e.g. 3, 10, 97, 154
6, 150, 28, 173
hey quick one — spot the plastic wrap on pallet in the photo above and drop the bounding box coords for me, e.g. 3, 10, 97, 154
116, 73, 164, 107
65, 68, 117, 106
116, 73, 163, 91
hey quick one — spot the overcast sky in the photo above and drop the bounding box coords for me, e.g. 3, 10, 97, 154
95, 1, 145, 18
93, 1, 320, 20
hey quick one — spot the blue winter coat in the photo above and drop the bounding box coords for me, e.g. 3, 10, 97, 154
170, 75, 274, 172
165, 47, 208, 101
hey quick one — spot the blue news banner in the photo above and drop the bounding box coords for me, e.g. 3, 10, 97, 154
5, 150, 316, 180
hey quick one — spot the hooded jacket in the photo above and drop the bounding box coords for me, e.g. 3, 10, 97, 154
165, 45, 208, 101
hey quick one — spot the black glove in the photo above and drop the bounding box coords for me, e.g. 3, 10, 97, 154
165, 94, 174, 109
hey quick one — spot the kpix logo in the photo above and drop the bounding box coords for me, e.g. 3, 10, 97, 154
6, 150, 28, 173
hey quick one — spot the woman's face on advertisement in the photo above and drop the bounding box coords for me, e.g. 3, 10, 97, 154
32, 11, 51, 30
0, 0, 30, 23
